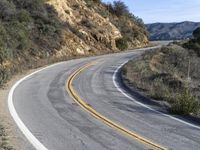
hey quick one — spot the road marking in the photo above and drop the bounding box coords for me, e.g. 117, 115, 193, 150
8, 62, 65, 150
66, 62, 167, 150
113, 61, 200, 130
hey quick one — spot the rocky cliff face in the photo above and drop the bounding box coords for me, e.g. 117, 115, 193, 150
46, 0, 148, 56
47, 0, 122, 56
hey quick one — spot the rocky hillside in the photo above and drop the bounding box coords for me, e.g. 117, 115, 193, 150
146, 21, 200, 40
0, 0, 148, 86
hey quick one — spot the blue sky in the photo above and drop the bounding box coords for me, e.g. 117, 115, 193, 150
102, 0, 200, 23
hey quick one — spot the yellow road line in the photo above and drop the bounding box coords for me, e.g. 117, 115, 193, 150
65, 62, 167, 150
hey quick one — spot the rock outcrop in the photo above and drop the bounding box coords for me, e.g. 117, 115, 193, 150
47, 0, 122, 56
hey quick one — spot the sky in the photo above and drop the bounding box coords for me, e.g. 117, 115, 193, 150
102, 0, 200, 23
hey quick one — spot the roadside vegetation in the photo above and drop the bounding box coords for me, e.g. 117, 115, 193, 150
122, 28, 200, 115
0, 124, 14, 150
0, 0, 65, 87
184, 27, 200, 56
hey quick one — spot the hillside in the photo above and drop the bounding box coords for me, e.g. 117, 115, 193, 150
0, 0, 148, 87
122, 28, 200, 115
146, 21, 200, 40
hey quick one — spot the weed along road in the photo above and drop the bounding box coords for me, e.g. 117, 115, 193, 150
9, 46, 200, 150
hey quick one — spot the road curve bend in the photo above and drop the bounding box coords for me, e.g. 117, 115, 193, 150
8, 47, 200, 150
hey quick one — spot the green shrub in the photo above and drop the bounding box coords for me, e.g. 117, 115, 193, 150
17, 32, 30, 50
84, 0, 101, 7
183, 27, 200, 57
115, 38, 128, 50
17, 9, 31, 23
170, 89, 200, 115
193, 27, 200, 39
0, 0, 65, 89
112, 1, 129, 17
0, 48, 9, 64
184, 39, 200, 57
0, 67, 9, 86
0, 0, 16, 21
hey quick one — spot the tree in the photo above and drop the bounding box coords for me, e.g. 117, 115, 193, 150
92, 0, 101, 3
0, 0, 16, 21
193, 27, 200, 39
113, 0, 129, 17
115, 38, 128, 50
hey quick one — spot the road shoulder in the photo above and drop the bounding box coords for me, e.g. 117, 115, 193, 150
0, 68, 42, 150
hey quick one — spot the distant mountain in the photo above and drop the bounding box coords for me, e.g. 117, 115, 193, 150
146, 21, 200, 40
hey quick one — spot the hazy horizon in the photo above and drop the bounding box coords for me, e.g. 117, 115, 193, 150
102, 0, 200, 24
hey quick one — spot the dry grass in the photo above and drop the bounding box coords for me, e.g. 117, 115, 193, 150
122, 43, 200, 115
0, 124, 14, 150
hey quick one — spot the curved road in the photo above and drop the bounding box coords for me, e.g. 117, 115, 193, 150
9, 47, 200, 150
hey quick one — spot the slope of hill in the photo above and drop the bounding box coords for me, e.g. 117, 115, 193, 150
0, 0, 148, 87
146, 21, 200, 40
122, 28, 200, 115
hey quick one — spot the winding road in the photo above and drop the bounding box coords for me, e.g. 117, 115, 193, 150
9, 46, 200, 150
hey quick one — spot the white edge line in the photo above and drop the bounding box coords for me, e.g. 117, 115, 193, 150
8, 62, 65, 150
113, 61, 200, 130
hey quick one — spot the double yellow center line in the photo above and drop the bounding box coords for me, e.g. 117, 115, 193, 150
66, 61, 167, 150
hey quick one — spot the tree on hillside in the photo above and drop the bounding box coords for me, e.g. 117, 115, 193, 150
184, 27, 200, 56
193, 27, 200, 39
85, 0, 101, 4
93, 0, 101, 3
113, 0, 129, 17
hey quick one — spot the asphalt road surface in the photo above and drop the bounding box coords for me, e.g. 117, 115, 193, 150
9, 46, 200, 150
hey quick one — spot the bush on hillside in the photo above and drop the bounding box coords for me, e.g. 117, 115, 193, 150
115, 38, 128, 50
85, 0, 101, 3
184, 27, 200, 57
193, 27, 200, 39
0, 0, 16, 21
0, 67, 9, 86
103, 1, 147, 44
0, 0, 64, 87
169, 89, 200, 115
0, 0, 63, 57
112, 1, 129, 17
85, 0, 101, 8
17, 9, 32, 23
184, 40, 200, 57
84, 0, 147, 48
104, 0, 145, 29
